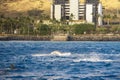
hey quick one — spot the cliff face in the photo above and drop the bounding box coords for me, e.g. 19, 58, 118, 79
0, 0, 120, 16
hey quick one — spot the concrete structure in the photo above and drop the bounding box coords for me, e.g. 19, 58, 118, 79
98, 3, 103, 26
86, 4, 93, 23
54, 5, 62, 20
52, 34, 68, 41
69, 0, 79, 20
51, 0, 103, 26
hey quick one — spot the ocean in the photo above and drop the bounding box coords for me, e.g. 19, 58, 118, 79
0, 41, 120, 80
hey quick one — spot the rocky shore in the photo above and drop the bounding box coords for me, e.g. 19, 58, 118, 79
1, 34, 120, 41
68, 34, 120, 41
0, 35, 51, 41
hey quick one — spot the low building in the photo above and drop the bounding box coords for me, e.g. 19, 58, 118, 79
51, 0, 103, 26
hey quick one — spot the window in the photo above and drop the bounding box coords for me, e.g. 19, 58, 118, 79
66, 16, 69, 20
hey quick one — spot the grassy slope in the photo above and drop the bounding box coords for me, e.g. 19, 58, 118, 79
0, 0, 120, 16
0, 0, 51, 16
81, 0, 120, 9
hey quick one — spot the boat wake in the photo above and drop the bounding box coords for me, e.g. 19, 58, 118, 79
73, 57, 113, 62
32, 51, 119, 62
73, 52, 114, 62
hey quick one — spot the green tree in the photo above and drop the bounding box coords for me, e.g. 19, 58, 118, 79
69, 13, 74, 21
19, 16, 34, 35
37, 24, 51, 35
0, 14, 5, 33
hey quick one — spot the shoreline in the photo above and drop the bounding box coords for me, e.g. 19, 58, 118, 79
1, 34, 120, 41
0, 35, 51, 41
69, 34, 120, 41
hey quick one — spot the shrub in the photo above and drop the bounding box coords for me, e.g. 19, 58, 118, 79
73, 24, 94, 34
96, 27, 108, 34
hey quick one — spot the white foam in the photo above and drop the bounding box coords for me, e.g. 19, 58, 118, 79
32, 52, 117, 62
73, 52, 113, 62
50, 51, 71, 56
73, 59, 113, 62
32, 51, 71, 57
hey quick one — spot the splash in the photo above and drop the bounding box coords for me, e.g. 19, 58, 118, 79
32, 52, 114, 62
73, 58, 113, 62
32, 51, 71, 57
50, 51, 71, 56
73, 52, 113, 62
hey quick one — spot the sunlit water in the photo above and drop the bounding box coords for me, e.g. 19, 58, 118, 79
0, 41, 120, 80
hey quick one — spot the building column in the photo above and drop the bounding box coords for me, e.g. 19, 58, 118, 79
86, 4, 93, 23
98, 3, 103, 26
70, 0, 79, 20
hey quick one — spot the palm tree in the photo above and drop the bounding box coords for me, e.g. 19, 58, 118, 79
69, 13, 74, 21
112, 14, 118, 20
97, 13, 103, 26
0, 14, 5, 34
103, 14, 111, 25
69, 13, 74, 25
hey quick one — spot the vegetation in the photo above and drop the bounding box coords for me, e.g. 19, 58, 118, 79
72, 24, 95, 34
36, 24, 51, 35
96, 25, 120, 34
0, 0, 120, 36
1, 13, 120, 36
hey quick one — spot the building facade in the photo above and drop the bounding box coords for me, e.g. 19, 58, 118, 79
51, 0, 103, 26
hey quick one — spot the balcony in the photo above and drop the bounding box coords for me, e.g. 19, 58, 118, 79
65, 1, 69, 4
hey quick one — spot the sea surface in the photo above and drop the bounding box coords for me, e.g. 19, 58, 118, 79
0, 41, 120, 80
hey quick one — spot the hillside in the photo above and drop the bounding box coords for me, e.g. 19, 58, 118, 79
81, 0, 120, 9
100, 0, 120, 9
0, 0, 120, 16
0, 0, 51, 16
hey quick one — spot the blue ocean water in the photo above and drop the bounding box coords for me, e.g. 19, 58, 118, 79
0, 41, 120, 80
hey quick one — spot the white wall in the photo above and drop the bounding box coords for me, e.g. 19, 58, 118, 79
86, 4, 93, 23
70, 0, 79, 20
54, 5, 62, 21
51, 5, 54, 19
98, 3, 103, 26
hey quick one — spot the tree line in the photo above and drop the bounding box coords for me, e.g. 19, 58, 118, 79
0, 0, 120, 36
0, 14, 95, 35
1, 14, 120, 36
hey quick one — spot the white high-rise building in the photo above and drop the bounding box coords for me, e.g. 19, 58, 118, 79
86, 4, 93, 23
51, 0, 103, 25
54, 5, 62, 20
69, 0, 79, 20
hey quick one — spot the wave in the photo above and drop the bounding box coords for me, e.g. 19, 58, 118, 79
50, 51, 71, 56
32, 51, 119, 62
72, 52, 114, 62
73, 58, 113, 62
32, 51, 71, 57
